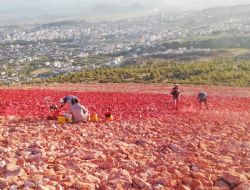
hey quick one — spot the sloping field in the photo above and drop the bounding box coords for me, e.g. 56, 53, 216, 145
0, 84, 249, 189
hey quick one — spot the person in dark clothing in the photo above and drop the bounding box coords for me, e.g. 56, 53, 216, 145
171, 84, 183, 110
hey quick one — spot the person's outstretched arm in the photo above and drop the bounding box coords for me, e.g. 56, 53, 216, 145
59, 103, 66, 109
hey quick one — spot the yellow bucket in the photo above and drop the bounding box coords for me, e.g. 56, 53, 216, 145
58, 114, 72, 124
88, 114, 99, 122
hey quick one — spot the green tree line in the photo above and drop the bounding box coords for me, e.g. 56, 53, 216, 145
45, 59, 250, 86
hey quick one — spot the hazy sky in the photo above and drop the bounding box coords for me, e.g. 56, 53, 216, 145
0, 0, 249, 24
1, 0, 250, 11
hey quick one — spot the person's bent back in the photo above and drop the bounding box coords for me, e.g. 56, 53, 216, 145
70, 98, 89, 122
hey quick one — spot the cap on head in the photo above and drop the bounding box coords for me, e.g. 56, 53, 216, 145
174, 84, 179, 88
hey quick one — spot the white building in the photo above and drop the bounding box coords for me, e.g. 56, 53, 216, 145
53, 61, 61, 68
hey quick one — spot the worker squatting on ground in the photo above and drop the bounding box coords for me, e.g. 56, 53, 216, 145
60, 95, 89, 122
171, 84, 183, 110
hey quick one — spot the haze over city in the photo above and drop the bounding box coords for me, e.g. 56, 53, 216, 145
1, 0, 250, 10
0, 0, 250, 25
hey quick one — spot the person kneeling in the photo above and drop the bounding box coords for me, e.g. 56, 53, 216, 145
70, 98, 89, 123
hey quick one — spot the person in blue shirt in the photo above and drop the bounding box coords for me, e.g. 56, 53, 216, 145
59, 95, 78, 108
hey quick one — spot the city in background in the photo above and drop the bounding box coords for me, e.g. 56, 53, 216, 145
0, 1, 250, 84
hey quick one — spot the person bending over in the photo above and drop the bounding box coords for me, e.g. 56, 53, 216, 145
59, 95, 78, 108
196, 92, 208, 110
